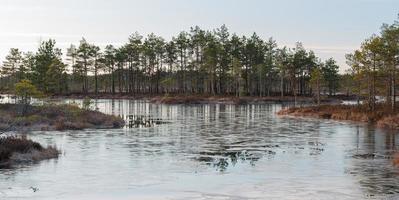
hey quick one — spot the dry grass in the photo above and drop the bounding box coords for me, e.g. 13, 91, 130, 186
278, 104, 399, 129
149, 95, 324, 105
0, 104, 125, 131
377, 114, 399, 130
0, 136, 59, 166
393, 153, 399, 167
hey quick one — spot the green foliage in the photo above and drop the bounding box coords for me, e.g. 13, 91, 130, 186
82, 97, 93, 110
322, 58, 339, 95
31, 39, 62, 92
346, 16, 399, 111
310, 67, 323, 86
14, 79, 43, 105
231, 57, 244, 97
310, 67, 323, 105
161, 77, 176, 93
1, 48, 23, 90
1, 25, 345, 98
46, 59, 68, 94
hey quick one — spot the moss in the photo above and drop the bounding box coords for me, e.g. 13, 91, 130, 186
13, 115, 43, 126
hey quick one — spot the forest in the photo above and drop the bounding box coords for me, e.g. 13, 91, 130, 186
1, 17, 399, 114
0, 25, 341, 99
346, 19, 399, 112
277, 16, 399, 129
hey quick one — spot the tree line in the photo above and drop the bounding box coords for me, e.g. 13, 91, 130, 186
1, 25, 340, 98
345, 16, 399, 112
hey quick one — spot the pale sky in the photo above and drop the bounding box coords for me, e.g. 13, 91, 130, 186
0, 0, 398, 72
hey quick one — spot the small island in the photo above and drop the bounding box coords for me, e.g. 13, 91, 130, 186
0, 136, 59, 167
0, 80, 125, 167
0, 103, 125, 132
0, 101, 125, 167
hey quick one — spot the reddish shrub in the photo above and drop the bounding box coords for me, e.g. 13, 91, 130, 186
278, 104, 399, 129
393, 153, 399, 167
377, 114, 399, 130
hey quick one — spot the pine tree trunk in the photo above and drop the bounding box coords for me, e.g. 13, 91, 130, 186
280, 72, 284, 97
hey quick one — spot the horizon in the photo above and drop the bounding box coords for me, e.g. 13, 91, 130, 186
2, 1, 399, 199
1, 0, 399, 72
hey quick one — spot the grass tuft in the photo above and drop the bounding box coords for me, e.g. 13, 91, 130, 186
0, 136, 59, 166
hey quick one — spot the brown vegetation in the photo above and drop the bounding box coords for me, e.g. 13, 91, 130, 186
393, 153, 399, 167
377, 114, 399, 130
0, 136, 59, 167
277, 104, 399, 129
51, 94, 350, 105
150, 95, 342, 105
0, 104, 125, 132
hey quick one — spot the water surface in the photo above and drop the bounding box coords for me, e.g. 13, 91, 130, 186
0, 99, 398, 200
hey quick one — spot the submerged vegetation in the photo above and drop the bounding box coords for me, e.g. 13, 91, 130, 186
0, 136, 59, 167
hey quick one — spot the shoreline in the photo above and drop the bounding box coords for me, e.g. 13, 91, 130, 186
45, 94, 354, 105
0, 102, 125, 168
277, 104, 399, 130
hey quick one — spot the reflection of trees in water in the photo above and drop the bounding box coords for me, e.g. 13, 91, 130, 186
349, 125, 399, 195
108, 101, 326, 172
195, 148, 276, 172
191, 104, 278, 171
191, 103, 326, 171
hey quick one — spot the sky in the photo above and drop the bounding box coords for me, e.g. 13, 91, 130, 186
0, 0, 398, 72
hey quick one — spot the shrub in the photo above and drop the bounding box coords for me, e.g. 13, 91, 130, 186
278, 104, 399, 129
82, 97, 93, 110
0, 136, 43, 162
377, 114, 399, 129
14, 80, 44, 116
394, 153, 399, 167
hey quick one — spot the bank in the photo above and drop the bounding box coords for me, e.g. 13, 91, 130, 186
0, 103, 125, 167
48, 94, 351, 105
277, 104, 399, 130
